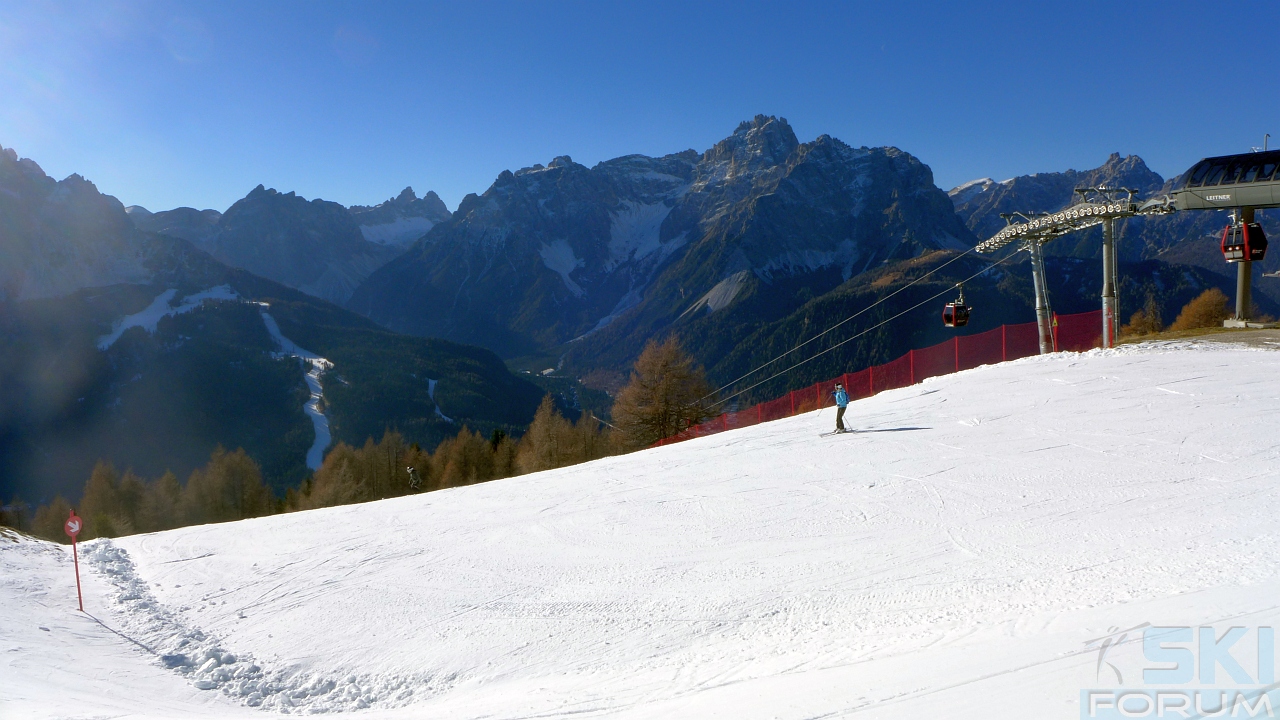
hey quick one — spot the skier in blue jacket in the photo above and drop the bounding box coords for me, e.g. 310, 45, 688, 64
833, 383, 849, 433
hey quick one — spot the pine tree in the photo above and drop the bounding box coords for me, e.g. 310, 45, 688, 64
611, 336, 714, 449
117, 471, 147, 533
298, 442, 367, 510
433, 426, 495, 487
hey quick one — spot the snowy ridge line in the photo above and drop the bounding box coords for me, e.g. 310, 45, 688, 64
82, 539, 450, 713
97, 285, 240, 350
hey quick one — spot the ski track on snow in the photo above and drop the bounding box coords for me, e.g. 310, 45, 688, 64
7, 340, 1280, 719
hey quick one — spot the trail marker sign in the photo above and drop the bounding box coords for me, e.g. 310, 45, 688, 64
65, 510, 84, 612
64, 513, 81, 539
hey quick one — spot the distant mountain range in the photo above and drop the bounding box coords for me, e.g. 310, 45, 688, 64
125, 186, 451, 306
5, 124, 1273, 504
0, 144, 539, 504
349, 116, 977, 380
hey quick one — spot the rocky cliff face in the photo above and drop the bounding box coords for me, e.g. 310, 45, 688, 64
126, 186, 451, 306
187, 186, 402, 306
0, 144, 155, 301
348, 187, 451, 248
349, 116, 976, 362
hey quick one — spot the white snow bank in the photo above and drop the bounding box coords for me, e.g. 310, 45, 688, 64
607, 200, 672, 268
97, 285, 240, 350
359, 217, 435, 247
260, 311, 333, 470
8, 342, 1280, 719
538, 238, 585, 297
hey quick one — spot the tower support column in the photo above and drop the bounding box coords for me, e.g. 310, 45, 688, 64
1235, 207, 1255, 324
1101, 218, 1118, 348
1029, 240, 1053, 354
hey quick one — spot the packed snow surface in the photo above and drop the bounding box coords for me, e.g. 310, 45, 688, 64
6, 342, 1280, 719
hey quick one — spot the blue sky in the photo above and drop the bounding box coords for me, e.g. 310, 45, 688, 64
1, 1, 1276, 214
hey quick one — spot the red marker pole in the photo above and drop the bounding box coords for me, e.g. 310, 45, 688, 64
64, 510, 83, 612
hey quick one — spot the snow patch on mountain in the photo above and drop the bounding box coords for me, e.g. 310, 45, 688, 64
606, 201, 673, 269
932, 232, 971, 251
538, 239, 585, 297
97, 285, 240, 350
585, 228, 692, 335
426, 378, 453, 424
359, 217, 436, 247
259, 310, 332, 470
680, 270, 752, 318
755, 240, 862, 281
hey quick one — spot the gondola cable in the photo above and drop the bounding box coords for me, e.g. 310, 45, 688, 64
699, 247, 984, 403
707, 247, 1021, 411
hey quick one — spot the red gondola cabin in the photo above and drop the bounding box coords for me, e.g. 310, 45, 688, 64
1221, 222, 1268, 263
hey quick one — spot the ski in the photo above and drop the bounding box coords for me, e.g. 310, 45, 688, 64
819, 429, 857, 437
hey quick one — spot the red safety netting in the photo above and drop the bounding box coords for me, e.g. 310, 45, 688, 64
1003, 321, 1041, 360
1055, 311, 1102, 352
957, 326, 1005, 371
757, 394, 793, 423
911, 339, 957, 383
656, 311, 1102, 446
872, 353, 912, 394
843, 369, 872, 401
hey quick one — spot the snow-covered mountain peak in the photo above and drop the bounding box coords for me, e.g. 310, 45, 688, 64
700, 114, 799, 181
348, 116, 977, 356
947, 177, 999, 205
349, 186, 451, 249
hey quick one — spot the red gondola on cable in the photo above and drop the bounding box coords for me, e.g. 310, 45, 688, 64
942, 283, 970, 328
1221, 221, 1268, 263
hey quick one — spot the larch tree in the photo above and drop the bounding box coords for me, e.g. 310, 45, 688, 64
611, 336, 714, 450
1169, 288, 1231, 331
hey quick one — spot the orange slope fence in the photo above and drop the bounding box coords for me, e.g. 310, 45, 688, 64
655, 310, 1102, 446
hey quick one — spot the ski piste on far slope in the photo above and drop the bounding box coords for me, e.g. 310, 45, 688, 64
4, 340, 1280, 720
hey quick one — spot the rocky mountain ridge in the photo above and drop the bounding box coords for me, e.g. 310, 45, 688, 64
0, 145, 540, 503
125, 186, 452, 306
349, 116, 977, 367
349, 187, 451, 248
1, 144, 157, 301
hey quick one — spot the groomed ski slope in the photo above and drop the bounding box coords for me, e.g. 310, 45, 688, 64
5, 341, 1280, 719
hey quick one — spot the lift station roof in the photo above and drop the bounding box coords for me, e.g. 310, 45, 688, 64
1171, 150, 1280, 210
